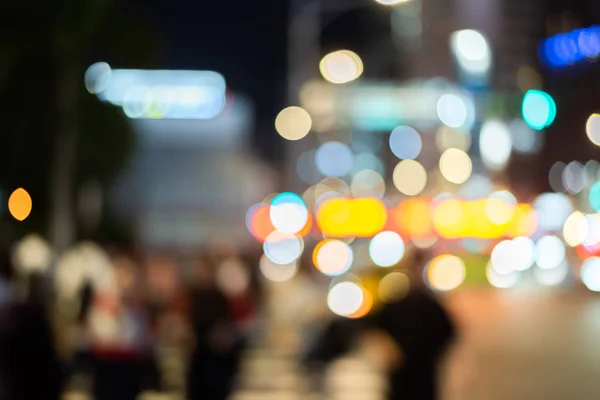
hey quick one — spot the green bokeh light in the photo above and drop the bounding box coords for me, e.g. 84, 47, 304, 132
522, 90, 556, 130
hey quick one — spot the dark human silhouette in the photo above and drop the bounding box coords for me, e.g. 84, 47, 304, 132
306, 253, 455, 400
0, 260, 64, 400
186, 260, 243, 400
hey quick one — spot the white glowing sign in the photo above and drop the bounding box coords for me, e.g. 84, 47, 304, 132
93, 69, 227, 120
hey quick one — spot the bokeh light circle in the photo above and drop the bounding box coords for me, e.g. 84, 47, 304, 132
563, 211, 588, 247
263, 231, 303, 265
8, 188, 32, 222
491, 240, 516, 275
590, 182, 600, 211
427, 255, 466, 291
511, 236, 536, 271
315, 141, 354, 177
582, 257, 600, 292
439, 148, 472, 184
389, 126, 422, 160
319, 50, 364, 84
378, 272, 410, 303
437, 94, 468, 128
450, 29, 492, 74
486, 261, 519, 289
435, 126, 472, 152
586, 113, 600, 146
275, 106, 312, 141
522, 90, 556, 130
479, 120, 512, 171
259, 254, 298, 283
535, 235, 565, 269
368, 231, 405, 267
534, 193, 573, 231
534, 261, 568, 287
270, 193, 309, 235
562, 161, 585, 194
393, 160, 427, 196
350, 169, 386, 198
328, 281, 364, 317
84, 62, 112, 94
313, 239, 354, 277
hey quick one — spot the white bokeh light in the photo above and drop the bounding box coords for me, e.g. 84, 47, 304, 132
582, 257, 600, 292
315, 141, 354, 177
450, 29, 492, 75
437, 94, 468, 129
535, 235, 565, 269
327, 281, 364, 317
369, 231, 405, 267
263, 231, 304, 265
479, 120, 512, 171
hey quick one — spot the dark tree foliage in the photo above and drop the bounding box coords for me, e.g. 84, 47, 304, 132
0, 0, 160, 244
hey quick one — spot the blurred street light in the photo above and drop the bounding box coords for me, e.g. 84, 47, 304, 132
319, 50, 364, 84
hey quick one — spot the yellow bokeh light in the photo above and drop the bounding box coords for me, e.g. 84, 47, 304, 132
317, 197, 387, 237
275, 106, 312, 141
393, 199, 434, 238
485, 198, 516, 225
393, 160, 427, 196
439, 148, 472, 184
319, 50, 364, 84
435, 126, 471, 152
427, 255, 466, 291
563, 211, 588, 247
586, 113, 600, 146
432, 199, 537, 239
8, 188, 32, 221
516, 65, 542, 93
378, 272, 410, 304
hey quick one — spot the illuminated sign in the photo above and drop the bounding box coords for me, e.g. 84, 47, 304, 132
92, 68, 227, 120
539, 26, 600, 68
300, 80, 476, 131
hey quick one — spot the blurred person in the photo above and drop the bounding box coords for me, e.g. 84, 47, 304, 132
185, 257, 243, 400
87, 254, 155, 400
305, 250, 456, 400
0, 249, 64, 400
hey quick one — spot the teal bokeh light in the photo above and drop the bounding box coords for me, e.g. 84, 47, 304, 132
590, 182, 600, 211
522, 90, 556, 130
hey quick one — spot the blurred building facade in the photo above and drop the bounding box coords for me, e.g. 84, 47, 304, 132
111, 93, 275, 251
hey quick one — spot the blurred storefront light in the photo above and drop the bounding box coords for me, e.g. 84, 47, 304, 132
317, 197, 387, 238
94, 69, 226, 120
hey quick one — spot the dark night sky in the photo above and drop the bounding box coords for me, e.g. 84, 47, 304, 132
127, 0, 289, 161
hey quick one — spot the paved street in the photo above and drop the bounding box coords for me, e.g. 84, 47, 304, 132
443, 288, 600, 400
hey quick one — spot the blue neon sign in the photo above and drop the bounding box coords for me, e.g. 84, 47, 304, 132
539, 26, 600, 68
